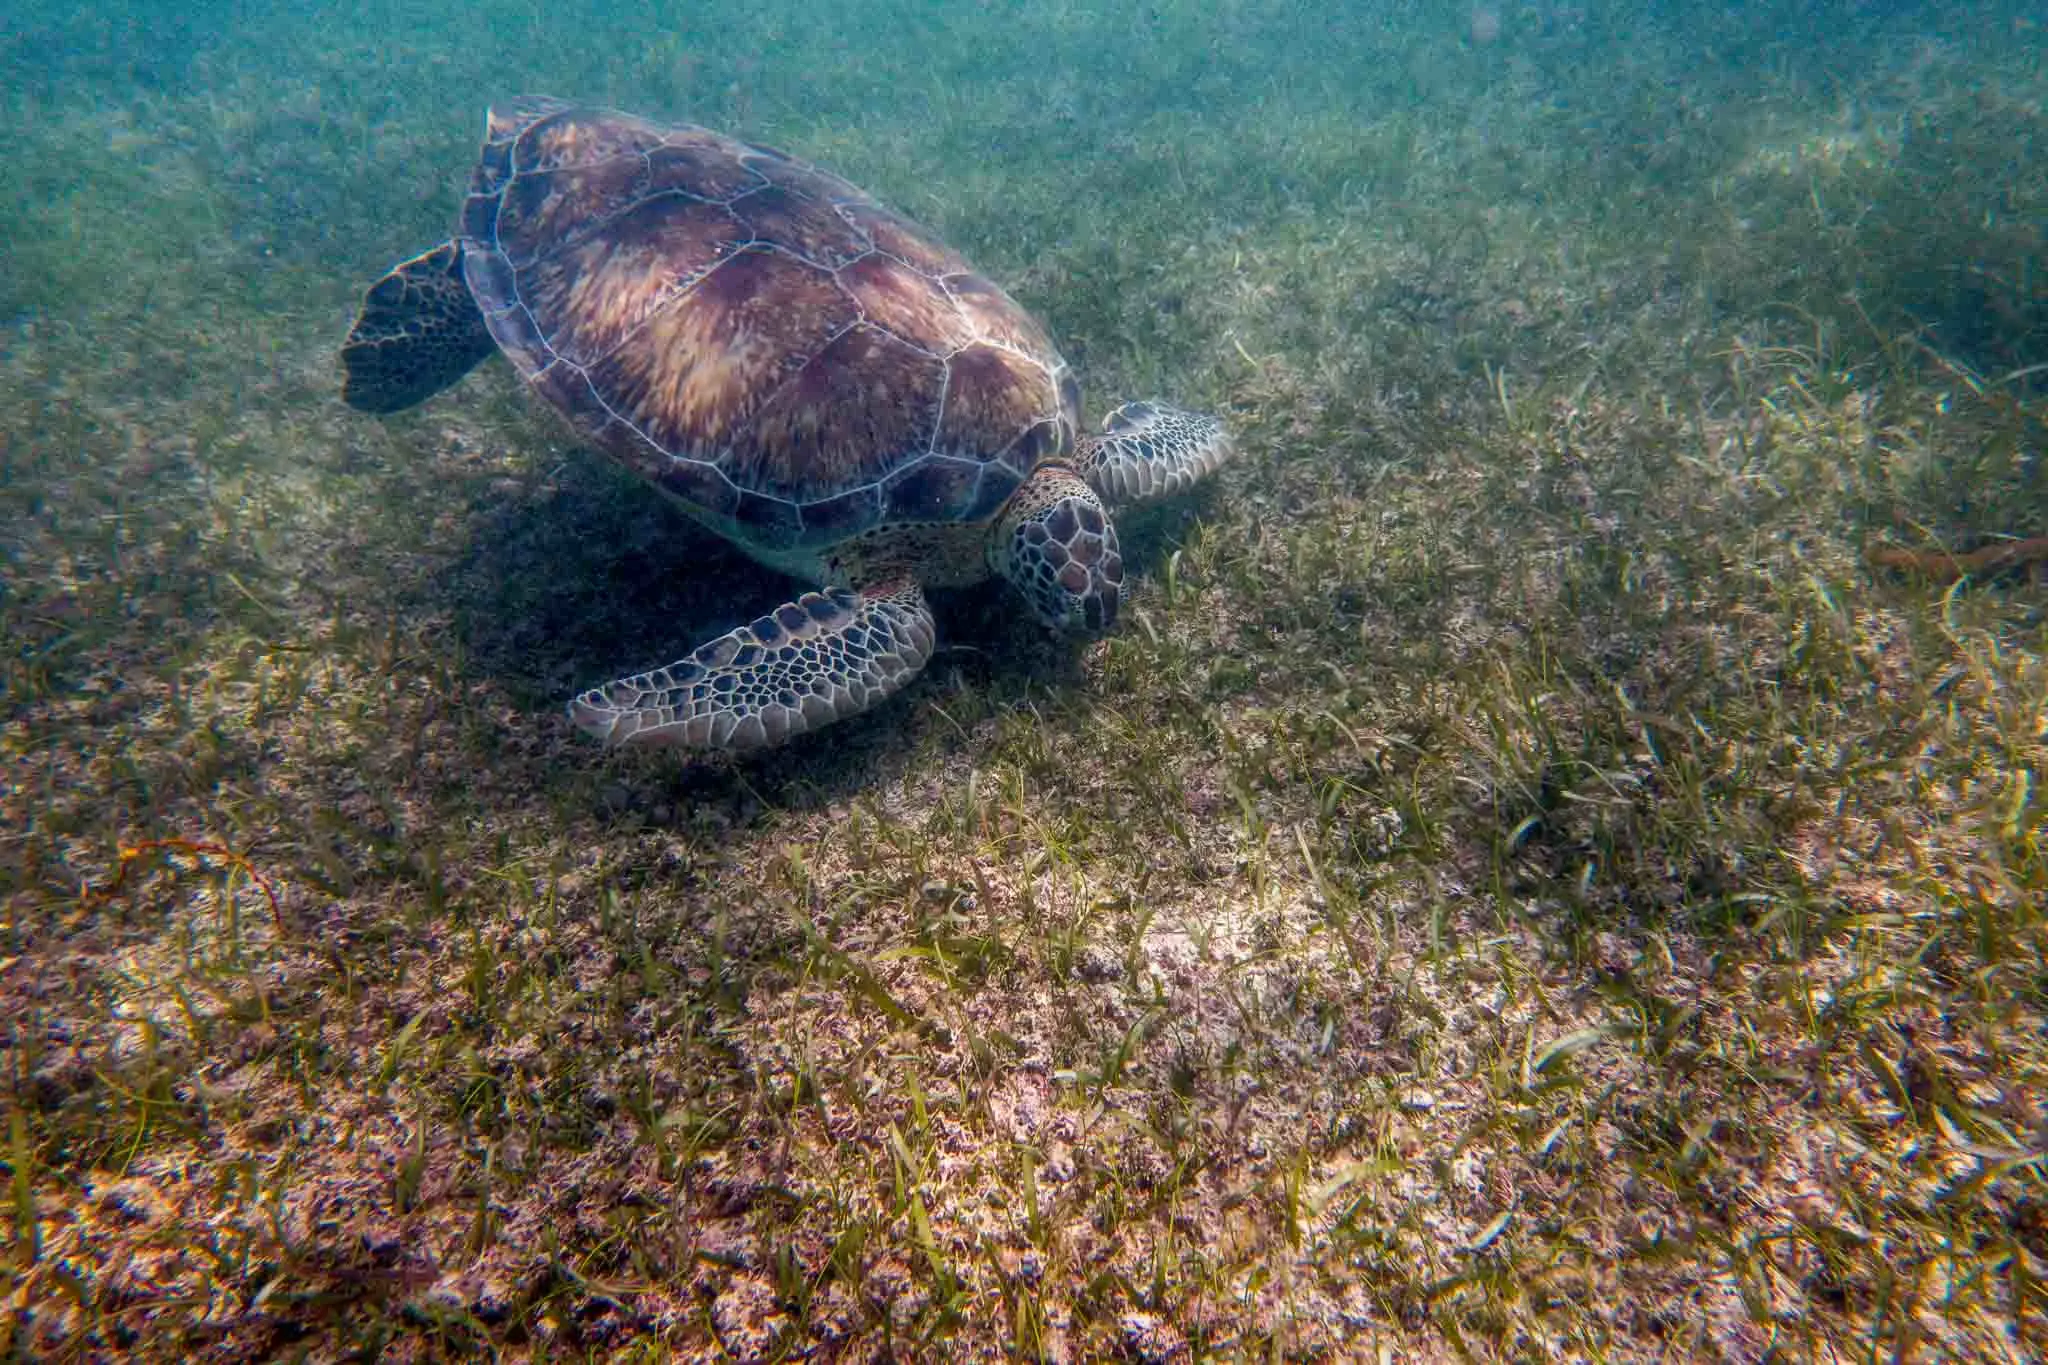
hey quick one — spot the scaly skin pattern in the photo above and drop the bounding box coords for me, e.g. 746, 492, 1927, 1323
567, 582, 936, 751
1075, 401, 1233, 505
992, 464, 1123, 632
565, 462, 1118, 752
339, 243, 496, 414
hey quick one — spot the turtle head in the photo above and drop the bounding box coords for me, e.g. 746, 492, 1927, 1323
991, 464, 1123, 632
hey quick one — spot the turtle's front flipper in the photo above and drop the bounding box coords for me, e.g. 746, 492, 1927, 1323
1075, 401, 1233, 506
568, 582, 937, 751
340, 242, 496, 414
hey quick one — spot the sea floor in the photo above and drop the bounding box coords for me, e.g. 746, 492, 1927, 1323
5, 2, 2046, 1359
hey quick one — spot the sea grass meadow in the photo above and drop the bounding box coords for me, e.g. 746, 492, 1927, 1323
4, 0, 2046, 1357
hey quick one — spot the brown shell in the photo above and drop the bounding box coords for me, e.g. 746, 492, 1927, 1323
457, 97, 1079, 553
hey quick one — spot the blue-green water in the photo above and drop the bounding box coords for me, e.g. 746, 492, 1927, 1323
4, 1, 2044, 1357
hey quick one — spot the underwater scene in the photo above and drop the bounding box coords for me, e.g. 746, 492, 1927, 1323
4, 0, 2045, 1357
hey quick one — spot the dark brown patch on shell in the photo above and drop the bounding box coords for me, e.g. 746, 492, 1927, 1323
838, 201, 972, 277
575, 247, 861, 461
933, 345, 1059, 467
747, 324, 947, 501
840, 254, 973, 354
491, 158, 655, 266
511, 107, 667, 178
945, 273, 1056, 358
728, 185, 871, 270
475, 99, 559, 196
749, 154, 868, 208
517, 198, 749, 366
646, 135, 768, 201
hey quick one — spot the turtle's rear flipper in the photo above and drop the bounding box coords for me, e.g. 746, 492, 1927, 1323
566, 582, 938, 752
341, 241, 496, 414
1076, 401, 1232, 506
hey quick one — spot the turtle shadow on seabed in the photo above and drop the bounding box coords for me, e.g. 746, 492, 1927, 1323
426, 446, 1101, 810
1097, 477, 1227, 576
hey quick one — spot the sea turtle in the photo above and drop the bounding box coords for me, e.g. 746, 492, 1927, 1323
341, 97, 1232, 751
